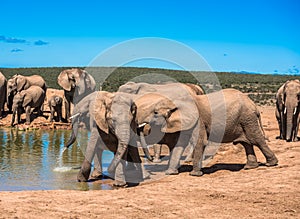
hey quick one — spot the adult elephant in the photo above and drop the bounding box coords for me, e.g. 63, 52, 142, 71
0, 72, 7, 118
118, 81, 204, 162
276, 80, 300, 142
134, 89, 278, 176
7, 74, 46, 112
57, 68, 96, 121
65, 91, 152, 186
11, 86, 45, 126
134, 91, 200, 175
118, 81, 204, 96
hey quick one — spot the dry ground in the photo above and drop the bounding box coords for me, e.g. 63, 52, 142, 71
0, 106, 299, 219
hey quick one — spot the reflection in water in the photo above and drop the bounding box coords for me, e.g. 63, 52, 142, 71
0, 128, 113, 191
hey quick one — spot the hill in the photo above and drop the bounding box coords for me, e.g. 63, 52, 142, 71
0, 67, 298, 105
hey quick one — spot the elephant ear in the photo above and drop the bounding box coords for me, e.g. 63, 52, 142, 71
57, 70, 72, 91
93, 92, 114, 134
161, 97, 199, 133
22, 92, 31, 107
16, 76, 27, 91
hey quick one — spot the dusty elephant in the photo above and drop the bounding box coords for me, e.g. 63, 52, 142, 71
65, 91, 152, 186
48, 95, 63, 122
134, 91, 200, 175
0, 71, 7, 118
118, 81, 204, 163
57, 68, 96, 121
11, 86, 46, 126
276, 80, 300, 142
7, 74, 47, 113
190, 89, 278, 176
134, 89, 278, 176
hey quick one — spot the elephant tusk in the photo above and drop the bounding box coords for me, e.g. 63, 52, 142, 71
284, 107, 287, 115
69, 112, 80, 120
138, 122, 147, 128
294, 107, 297, 115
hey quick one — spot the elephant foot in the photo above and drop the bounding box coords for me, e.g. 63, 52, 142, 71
244, 162, 259, 170
90, 169, 103, 180
276, 135, 283, 140
77, 169, 90, 182
113, 180, 127, 187
189, 170, 203, 177
165, 169, 179, 175
152, 158, 162, 163
143, 169, 151, 179
265, 156, 278, 167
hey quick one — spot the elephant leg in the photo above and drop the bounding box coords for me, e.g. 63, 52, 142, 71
190, 126, 207, 177
153, 144, 162, 163
77, 159, 92, 182
184, 143, 194, 163
244, 125, 278, 167
113, 160, 127, 187
165, 146, 185, 175
49, 108, 54, 122
125, 146, 144, 183
242, 143, 259, 169
90, 145, 103, 179
77, 127, 100, 182
25, 106, 31, 125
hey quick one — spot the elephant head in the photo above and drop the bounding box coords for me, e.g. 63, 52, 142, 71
93, 92, 152, 172
135, 93, 199, 139
282, 80, 300, 141
57, 68, 96, 97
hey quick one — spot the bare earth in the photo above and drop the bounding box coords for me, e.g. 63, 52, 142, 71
0, 105, 299, 219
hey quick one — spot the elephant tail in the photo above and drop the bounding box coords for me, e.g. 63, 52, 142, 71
256, 109, 269, 141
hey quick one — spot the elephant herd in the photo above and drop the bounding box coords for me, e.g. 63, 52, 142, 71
0, 69, 298, 187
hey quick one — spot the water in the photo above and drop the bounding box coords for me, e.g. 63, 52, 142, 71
0, 128, 114, 191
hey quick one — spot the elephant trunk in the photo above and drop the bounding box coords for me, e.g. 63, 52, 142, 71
11, 108, 16, 126
107, 123, 131, 173
65, 116, 79, 148
286, 106, 296, 142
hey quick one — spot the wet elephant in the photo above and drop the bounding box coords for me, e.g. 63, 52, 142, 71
65, 91, 152, 186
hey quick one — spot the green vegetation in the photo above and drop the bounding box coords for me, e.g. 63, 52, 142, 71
1, 67, 298, 105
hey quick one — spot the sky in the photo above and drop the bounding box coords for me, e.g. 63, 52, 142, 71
0, 0, 299, 74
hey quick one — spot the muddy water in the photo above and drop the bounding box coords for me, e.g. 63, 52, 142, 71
0, 128, 114, 191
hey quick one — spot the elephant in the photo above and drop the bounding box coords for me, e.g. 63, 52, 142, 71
0, 72, 7, 118
134, 91, 200, 175
11, 86, 46, 126
134, 88, 278, 176
57, 68, 96, 121
7, 74, 47, 113
48, 95, 63, 122
64, 91, 152, 186
276, 80, 300, 142
118, 81, 204, 163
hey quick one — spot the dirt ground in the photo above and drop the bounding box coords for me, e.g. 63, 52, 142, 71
0, 105, 299, 219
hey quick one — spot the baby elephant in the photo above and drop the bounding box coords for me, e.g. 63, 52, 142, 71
48, 95, 63, 122
11, 86, 45, 126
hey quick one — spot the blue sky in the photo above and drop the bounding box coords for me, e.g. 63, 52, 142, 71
0, 0, 299, 74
